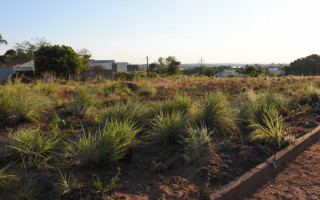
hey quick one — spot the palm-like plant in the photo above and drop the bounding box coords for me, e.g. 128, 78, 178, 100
0, 34, 8, 45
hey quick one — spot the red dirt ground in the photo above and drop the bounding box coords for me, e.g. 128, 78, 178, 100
245, 138, 320, 200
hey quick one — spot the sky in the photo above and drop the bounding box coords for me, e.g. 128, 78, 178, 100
1, 0, 320, 64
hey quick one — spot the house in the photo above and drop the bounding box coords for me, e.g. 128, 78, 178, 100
214, 68, 246, 77
0, 59, 35, 83
268, 67, 282, 74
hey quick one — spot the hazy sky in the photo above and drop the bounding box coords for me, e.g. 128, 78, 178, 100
1, 0, 320, 64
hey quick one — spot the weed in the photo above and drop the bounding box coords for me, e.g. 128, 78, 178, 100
104, 81, 130, 95
297, 84, 320, 105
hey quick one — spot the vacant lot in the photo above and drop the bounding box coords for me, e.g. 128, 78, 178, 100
0, 76, 319, 199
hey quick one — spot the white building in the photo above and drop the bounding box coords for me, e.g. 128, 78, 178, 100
268, 67, 282, 74
215, 69, 246, 77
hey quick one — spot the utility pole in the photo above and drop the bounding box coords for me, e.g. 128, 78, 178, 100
146, 56, 149, 78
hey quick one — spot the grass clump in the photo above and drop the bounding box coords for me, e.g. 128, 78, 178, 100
7, 126, 60, 165
179, 125, 213, 158
196, 91, 238, 138
0, 88, 12, 122
150, 111, 188, 146
297, 84, 320, 105
54, 171, 81, 196
104, 81, 130, 95
67, 88, 99, 118
101, 100, 150, 129
249, 112, 291, 148
65, 120, 139, 167
8, 92, 50, 124
137, 81, 157, 97
154, 94, 193, 116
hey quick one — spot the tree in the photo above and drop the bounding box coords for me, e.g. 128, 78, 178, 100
77, 48, 91, 70
0, 34, 7, 45
34, 45, 83, 76
15, 37, 50, 59
244, 66, 257, 77
285, 54, 320, 75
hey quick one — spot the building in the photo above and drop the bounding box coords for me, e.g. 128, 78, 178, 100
268, 67, 282, 74
214, 69, 246, 77
89, 60, 115, 70
0, 59, 35, 83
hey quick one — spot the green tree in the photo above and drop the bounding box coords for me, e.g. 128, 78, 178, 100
0, 34, 7, 45
15, 37, 50, 59
244, 66, 257, 77
34, 45, 83, 76
285, 54, 320, 75
166, 56, 181, 75
77, 48, 91, 70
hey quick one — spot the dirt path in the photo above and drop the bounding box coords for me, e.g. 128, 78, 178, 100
245, 138, 320, 200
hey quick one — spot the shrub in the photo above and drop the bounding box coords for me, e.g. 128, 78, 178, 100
65, 120, 139, 167
179, 126, 213, 158
196, 91, 238, 137
297, 84, 320, 105
67, 88, 99, 118
8, 92, 50, 124
150, 111, 188, 146
7, 126, 60, 165
101, 100, 150, 129
137, 81, 157, 97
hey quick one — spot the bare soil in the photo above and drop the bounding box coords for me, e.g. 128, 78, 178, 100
245, 138, 320, 200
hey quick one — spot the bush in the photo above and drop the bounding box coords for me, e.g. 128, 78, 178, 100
0, 88, 12, 122
67, 88, 99, 118
101, 100, 150, 129
150, 111, 188, 146
196, 91, 238, 138
137, 82, 157, 97
65, 120, 139, 167
179, 126, 213, 158
7, 126, 60, 165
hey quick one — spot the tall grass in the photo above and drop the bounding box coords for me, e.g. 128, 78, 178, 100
150, 111, 188, 146
101, 100, 150, 129
179, 125, 213, 158
67, 88, 99, 118
153, 94, 193, 116
9, 92, 50, 123
137, 81, 157, 97
65, 120, 139, 167
7, 126, 60, 165
195, 91, 238, 138
249, 112, 289, 148
104, 81, 130, 95
297, 84, 320, 105
0, 88, 11, 122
